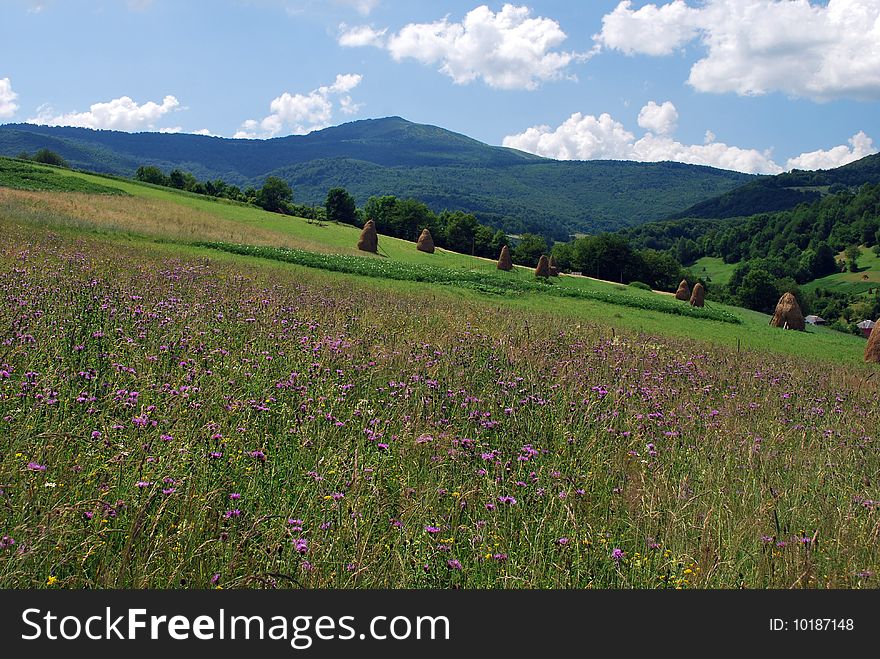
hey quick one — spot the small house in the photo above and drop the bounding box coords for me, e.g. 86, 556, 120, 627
805, 315, 826, 326
857, 319, 876, 338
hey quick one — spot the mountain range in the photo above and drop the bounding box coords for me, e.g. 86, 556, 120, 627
0, 117, 753, 239
671, 152, 880, 220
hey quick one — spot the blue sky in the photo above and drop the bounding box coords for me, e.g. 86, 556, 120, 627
1, 0, 879, 173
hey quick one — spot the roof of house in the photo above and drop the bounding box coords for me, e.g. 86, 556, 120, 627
805, 315, 826, 323
857, 319, 876, 329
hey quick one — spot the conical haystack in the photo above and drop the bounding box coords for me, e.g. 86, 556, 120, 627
497, 245, 513, 271
689, 282, 705, 307
416, 228, 435, 253
548, 255, 560, 276
535, 255, 550, 279
675, 279, 691, 301
866, 325, 880, 363
357, 219, 378, 253
769, 292, 805, 331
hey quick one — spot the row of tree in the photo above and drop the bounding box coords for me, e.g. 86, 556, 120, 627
132, 165, 512, 258
360, 195, 509, 259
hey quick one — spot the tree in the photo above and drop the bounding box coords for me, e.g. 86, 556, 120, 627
168, 169, 197, 191
735, 268, 780, 313
325, 187, 358, 226
31, 148, 68, 167
257, 176, 293, 213
813, 242, 838, 278
135, 165, 169, 186
512, 233, 548, 267
444, 211, 480, 254
845, 245, 861, 273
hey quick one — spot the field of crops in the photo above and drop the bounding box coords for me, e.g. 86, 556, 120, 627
2, 223, 878, 589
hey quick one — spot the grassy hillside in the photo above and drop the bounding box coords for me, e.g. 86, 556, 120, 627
802, 246, 880, 295
3, 155, 880, 591
0, 119, 753, 237
0, 156, 870, 365
1, 214, 878, 590
692, 257, 737, 288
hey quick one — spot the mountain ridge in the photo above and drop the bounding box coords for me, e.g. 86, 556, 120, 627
0, 116, 753, 237
669, 151, 880, 220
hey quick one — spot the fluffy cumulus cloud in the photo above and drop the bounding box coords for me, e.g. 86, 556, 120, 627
637, 100, 678, 135
786, 131, 877, 170
0, 77, 18, 119
234, 74, 363, 139
595, 0, 880, 100
597, 0, 701, 56
338, 23, 387, 47
503, 100, 876, 174
28, 95, 180, 131
340, 4, 586, 90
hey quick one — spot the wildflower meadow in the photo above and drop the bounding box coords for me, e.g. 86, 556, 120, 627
1, 224, 878, 589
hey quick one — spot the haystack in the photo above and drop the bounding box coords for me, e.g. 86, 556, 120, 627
497, 245, 513, 271
535, 255, 550, 279
769, 292, 805, 331
416, 228, 435, 254
866, 324, 880, 363
357, 219, 378, 253
548, 255, 560, 276
689, 282, 705, 307
675, 279, 691, 301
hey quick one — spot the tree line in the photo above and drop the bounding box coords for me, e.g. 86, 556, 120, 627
624, 183, 880, 331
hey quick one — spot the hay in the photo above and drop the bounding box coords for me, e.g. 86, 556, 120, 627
357, 219, 378, 253
675, 279, 691, 301
769, 292, 805, 331
497, 245, 513, 271
416, 228, 435, 253
689, 282, 705, 307
548, 255, 560, 276
866, 325, 880, 363
535, 255, 550, 278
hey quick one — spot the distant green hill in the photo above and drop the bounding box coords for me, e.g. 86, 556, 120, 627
670, 152, 880, 220
0, 117, 752, 238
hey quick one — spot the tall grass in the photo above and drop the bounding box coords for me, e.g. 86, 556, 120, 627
0, 187, 362, 255
1, 224, 878, 589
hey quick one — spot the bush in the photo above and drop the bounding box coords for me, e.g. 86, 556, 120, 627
628, 281, 651, 290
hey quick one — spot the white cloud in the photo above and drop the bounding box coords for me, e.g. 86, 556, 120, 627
637, 100, 678, 135
632, 132, 783, 173
504, 100, 877, 174
344, 4, 587, 90
595, 0, 880, 101
596, 0, 700, 56
0, 78, 19, 119
234, 74, 363, 138
191, 128, 216, 136
502, 100, 785, 173
338, 23, 387, 47
502, 112, 636, 161
786, 131, 877, 170
27, 95, 181, 131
